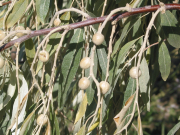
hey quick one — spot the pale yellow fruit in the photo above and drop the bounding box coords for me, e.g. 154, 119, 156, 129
15, 26, 25, 37
37, 114, 48, 126
99, 81, 110, 94
78, 77, 90, 90
80, 57, 91, 69
0, 30, 6, 41
92, 33, 104, 45
0, 57, 5, 69
38, 50, 49, 62
129, 67, 141, 79
54, 18, 61, 26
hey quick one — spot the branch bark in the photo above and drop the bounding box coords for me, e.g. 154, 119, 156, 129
1, 3, 180, 52
0, 1, 12, 6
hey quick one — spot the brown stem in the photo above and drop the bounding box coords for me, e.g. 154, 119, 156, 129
144, 41, 159, 51
1, 1, 12, 6
144, 39, 167, 51
0, 0, 11, 7
1, 3, 180, 52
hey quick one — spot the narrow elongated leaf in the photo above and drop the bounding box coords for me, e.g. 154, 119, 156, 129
158, 42, 171, 81
6, 0, 28, 28
117, 36, 142, 66
0, 70, 16, 111
97, 47, 107, 80
73, 119, 82, 134
85, 47, 97, 105
139, 57, 150, 111
19, 110, 36, 135
35, 61, 43, 75
0, 112, 10, 134
54, 112, 60, 134
45, 120, 51, 135
77, 125, 86, 135
25, 39, 35, 66
11, 74, 28, 135
88, 122, 99, 133
114, 94, 135, 127
74, 94, 87, 124
36, 0, 50, 24
59, 28, 83, 108
122, 77, 136, 126
155, 10, 180, 48
123, 77, 136, 106
167, 121, 180, 135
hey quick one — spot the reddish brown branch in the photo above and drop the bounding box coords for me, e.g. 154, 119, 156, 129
1, 3, 180, 52
0, 1, 12, 6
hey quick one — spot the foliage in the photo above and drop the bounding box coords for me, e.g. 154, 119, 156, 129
0, 0, 180, 135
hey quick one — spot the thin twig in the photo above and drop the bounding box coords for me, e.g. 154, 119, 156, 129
144, 41, 159, 51
15, 43, 20, 135
0, 1, 11, 6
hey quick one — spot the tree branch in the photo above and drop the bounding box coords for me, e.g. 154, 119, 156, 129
1, 3, 180, 52
0, 1, 12, 7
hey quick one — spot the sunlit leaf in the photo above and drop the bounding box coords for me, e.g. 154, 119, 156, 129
11, 74, 28, 134
74, 94, 87, 124
45, 119, 51, 135
0, 70, 16, 111
77, 125, 86, 135
36, 0, 50, 24
6, 0, 28, 28
167, 121, 180, 135
60, 12, 70, 21
158, 41, 171, 81
114, 94, 135, 127
88, 122, 99, 132
19, 110, 36, 135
